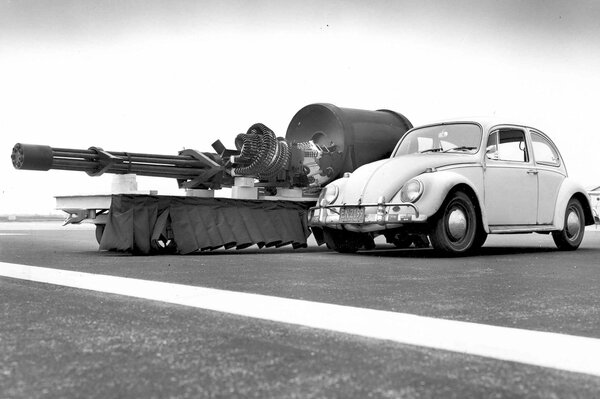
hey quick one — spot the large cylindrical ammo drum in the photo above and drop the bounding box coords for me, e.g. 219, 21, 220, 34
285, 103, 412, 178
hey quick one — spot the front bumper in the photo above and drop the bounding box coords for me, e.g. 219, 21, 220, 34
308, 202, 427, 232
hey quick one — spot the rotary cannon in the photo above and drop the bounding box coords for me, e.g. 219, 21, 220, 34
12, 104, 412, 195
10, 104, 412, 254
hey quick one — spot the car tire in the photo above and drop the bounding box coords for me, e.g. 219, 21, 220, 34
323, 228, 371, 253
552, 198, 585, 250
429, 191, 478, 255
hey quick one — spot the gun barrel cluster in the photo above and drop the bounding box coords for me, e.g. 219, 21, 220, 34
11, 143, 216, 179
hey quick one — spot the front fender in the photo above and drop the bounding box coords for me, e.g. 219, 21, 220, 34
394, 168, 487, 229
553, 178, 594, 229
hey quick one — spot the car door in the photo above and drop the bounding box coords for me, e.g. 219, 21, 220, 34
529, 130, 566, 225
484, 127, 538, 225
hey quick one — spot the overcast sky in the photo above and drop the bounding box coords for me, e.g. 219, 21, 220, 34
1, 0, 599, 214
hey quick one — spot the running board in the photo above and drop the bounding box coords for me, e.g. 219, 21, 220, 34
489, 225, 556, 234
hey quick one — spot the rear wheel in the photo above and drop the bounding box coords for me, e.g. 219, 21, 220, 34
552, 198, 585, 250
323, 228, 373, 253
429, 191, 478, 255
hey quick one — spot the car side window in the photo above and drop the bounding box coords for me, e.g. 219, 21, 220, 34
486, 129, 529, 162
531, 132, 560, 166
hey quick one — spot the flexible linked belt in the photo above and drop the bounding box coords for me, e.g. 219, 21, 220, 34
233, 123, 291, 179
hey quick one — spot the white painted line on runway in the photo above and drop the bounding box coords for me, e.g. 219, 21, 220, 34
0, 222, 93, 231
0, 233, 28, 236
1, 261, 600, 377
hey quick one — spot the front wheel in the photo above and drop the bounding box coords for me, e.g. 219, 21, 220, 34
552, 198, 585, 250
429, 191, 479, 255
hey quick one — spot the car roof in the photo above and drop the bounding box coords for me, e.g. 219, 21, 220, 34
415, 117, 541, 133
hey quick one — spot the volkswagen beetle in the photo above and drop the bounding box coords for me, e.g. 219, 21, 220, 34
309, 119, 595, 255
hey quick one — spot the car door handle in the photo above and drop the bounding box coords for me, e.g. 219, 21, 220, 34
527, 169, 538, 175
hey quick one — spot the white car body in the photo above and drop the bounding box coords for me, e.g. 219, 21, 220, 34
309, 119, 594, 254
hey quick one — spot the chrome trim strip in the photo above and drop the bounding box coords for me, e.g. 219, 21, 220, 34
488, 225, 556, 234
436, 162, 481, 171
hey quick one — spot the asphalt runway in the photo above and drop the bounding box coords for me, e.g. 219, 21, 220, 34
2, 222, 600, 398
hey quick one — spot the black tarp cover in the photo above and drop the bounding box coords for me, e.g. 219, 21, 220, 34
99, 194, 314, 254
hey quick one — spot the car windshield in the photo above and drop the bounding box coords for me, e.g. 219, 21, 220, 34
394, 123, 482, 156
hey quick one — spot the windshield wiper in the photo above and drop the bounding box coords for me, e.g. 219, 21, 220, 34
443, 146, 477, 153
420, 147, 444, 153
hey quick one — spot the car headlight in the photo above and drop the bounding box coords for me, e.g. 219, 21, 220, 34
318, 184, 339, 205
400, 179, 423, 203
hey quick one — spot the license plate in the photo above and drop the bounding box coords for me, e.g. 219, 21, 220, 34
340, 207, 365, 223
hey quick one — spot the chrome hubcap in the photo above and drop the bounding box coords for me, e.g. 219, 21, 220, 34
566, 209, 581, 239
448, 207, 468, 240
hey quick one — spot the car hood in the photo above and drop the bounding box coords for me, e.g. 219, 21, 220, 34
339, 153, 477, 204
